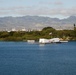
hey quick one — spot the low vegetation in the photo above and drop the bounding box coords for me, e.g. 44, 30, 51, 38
0, 27, 76, 41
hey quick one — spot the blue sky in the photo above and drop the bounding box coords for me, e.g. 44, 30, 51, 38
0, 0, 76, 18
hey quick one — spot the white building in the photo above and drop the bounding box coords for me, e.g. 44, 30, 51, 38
12, 28, 16, 31
21, 28, 26, 31
39, 38, 60, 44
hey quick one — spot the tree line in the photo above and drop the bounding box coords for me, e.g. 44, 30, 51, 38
0, 27, 76, 41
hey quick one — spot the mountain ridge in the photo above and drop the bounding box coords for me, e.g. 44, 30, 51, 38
0, 16, 76, 31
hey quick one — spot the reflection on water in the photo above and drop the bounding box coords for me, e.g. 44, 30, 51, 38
39, 44, 45, 46
39, 44, 45, 50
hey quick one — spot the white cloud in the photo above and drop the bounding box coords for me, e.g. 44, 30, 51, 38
0, 6, 76, 17
54, 1, 63, 5
39, 0, 63, 6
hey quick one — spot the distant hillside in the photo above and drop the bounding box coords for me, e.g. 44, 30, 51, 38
0, 16, 76, 31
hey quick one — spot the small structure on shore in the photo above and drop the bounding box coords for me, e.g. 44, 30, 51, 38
27, 40, 35, 43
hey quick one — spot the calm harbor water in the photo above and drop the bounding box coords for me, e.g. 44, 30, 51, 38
0, 41, 76, 75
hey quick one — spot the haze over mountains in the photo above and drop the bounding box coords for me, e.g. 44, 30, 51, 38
0, 16, 76, 31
